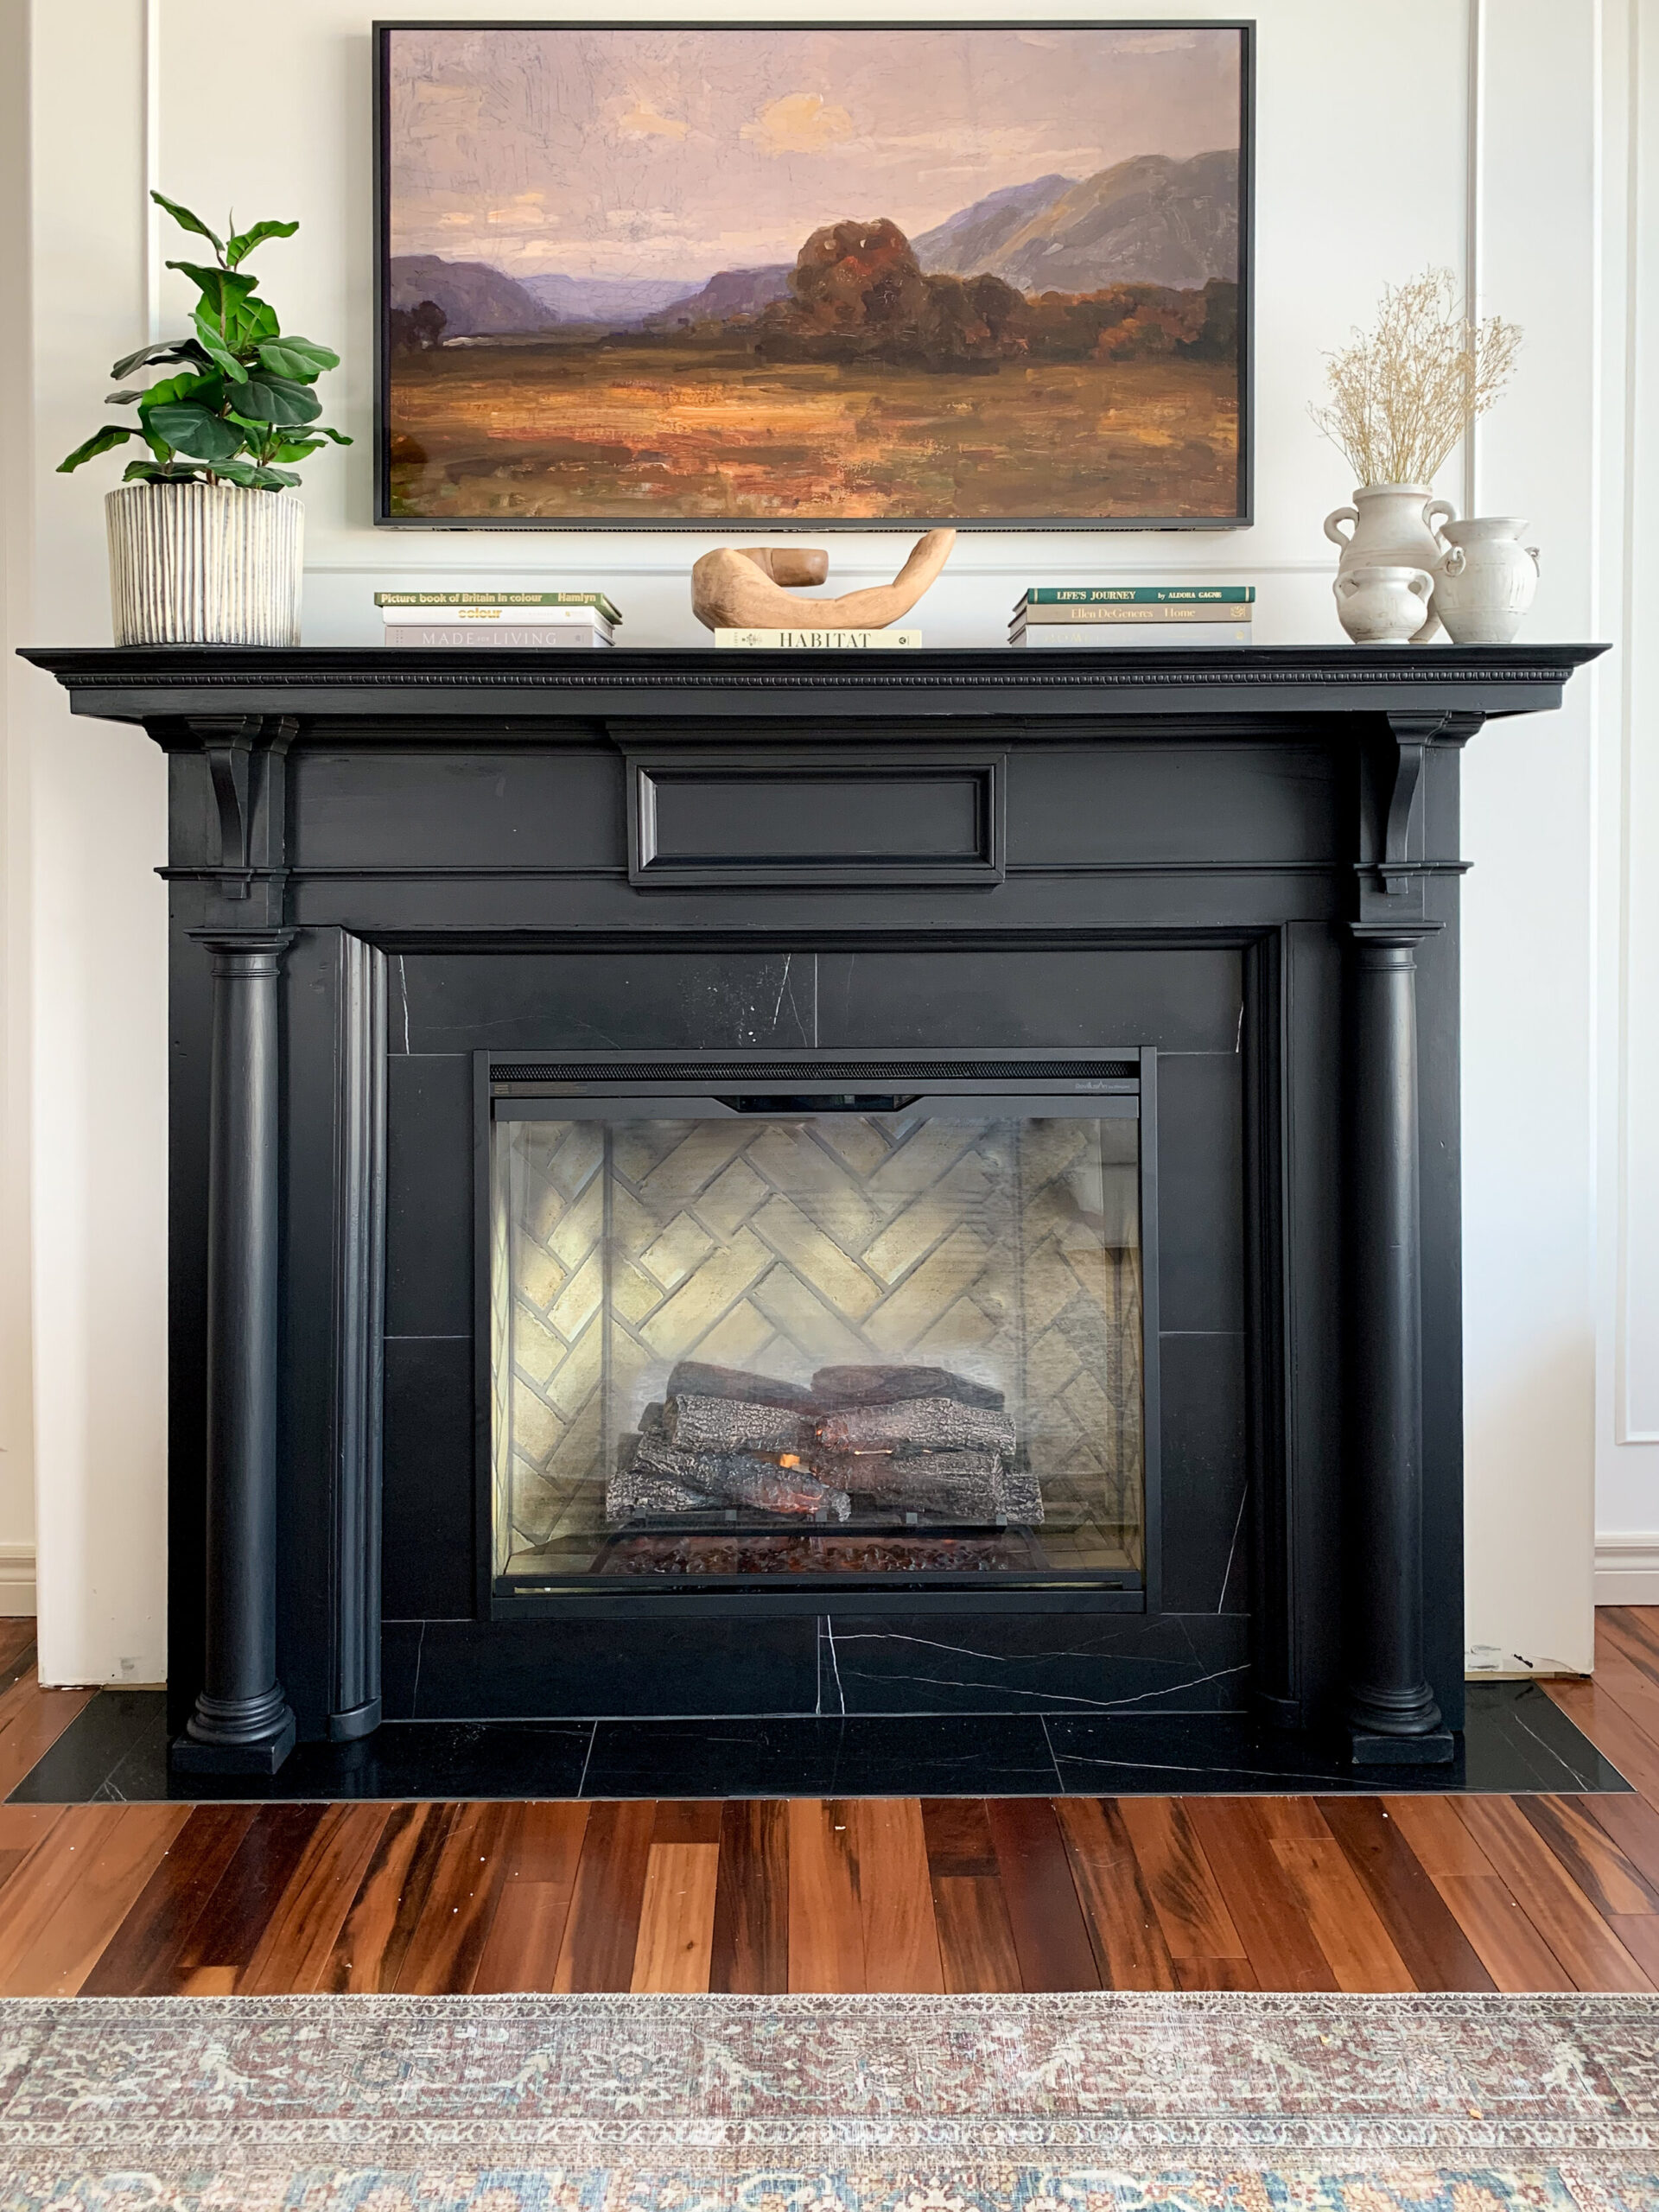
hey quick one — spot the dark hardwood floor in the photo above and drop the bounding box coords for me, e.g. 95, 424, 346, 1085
2, 1610, 1658, 1997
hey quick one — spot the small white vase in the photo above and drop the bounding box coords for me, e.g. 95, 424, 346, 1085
1432, 517, 1539, 644
1334, 563, 1436, 645
1324, 483, 1456, 643
105, 480, 303, 645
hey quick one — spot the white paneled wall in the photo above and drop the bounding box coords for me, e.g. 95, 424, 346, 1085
2, 0, 1651, 1681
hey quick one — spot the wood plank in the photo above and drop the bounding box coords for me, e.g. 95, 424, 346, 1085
393, 1800, 516, 1994
1433, 1874, 1576, 1990
0, 1804, 190, 1995
920, 1798, 997, 1877
1545, 1677, 1659, 1805
1585, 1790, 1659, 1895
1518, 1796, 1659, 1918
238, 1806, 393, 1995
0, 1674, 96, 1798
473, 1802, 590, 1994
0, 1623, 36, 1675
1605, 1913, 1659, 1981
1456, 1798, 1652, 1991
630, 1841, 720, 1992
1263, 1831, 1415, 1992
81, 1805, 257, 1995
1599, 1607, 1659, 1686
709, 1799, 788, 1995
0, 1806, 63, 1858
170, 1805, 328, 1986
1585, 1646, 1659, 1767
1173, 1952, 1260, 1990
553, 1798, 657, 1993
1384, 1796, 1574, 1990
785, 1800, 864, 1993
1317, 1797, 1494, 1992
1116, 1796, 1247, 1963
325, 1802, 447, 1993
985, 1797, 1099, 1993
1179, 1799, 1337, 1993
1054, 1798, 1177, 1990
1382, 1793, 1497, 1878
652, 1802, 723, 1847
931, 1874, 1023, 1993
850, 1798, 944, 1993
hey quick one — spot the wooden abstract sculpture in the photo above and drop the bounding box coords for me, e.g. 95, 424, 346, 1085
690, 527, 956, 632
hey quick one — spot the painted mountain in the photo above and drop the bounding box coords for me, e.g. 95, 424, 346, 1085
649, 266, 793, 325
911, 175, 1076, 277
388, 256, 552, 336
926, 151, 1240, 294
518, 273, 690, 324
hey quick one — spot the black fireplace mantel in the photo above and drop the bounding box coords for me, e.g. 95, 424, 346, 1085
22, 640, 1605, 1775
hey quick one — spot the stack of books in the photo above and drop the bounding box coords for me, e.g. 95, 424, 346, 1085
377, 590, 621, 648
1009, 585, 1254, 647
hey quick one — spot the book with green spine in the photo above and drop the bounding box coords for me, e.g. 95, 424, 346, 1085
1014, 585, 1255, 607
374, 589, 623, 623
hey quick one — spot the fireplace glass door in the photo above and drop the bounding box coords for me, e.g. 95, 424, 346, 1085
488, 1085, 1148, 1592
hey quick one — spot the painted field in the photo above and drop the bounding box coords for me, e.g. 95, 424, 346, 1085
387, 342, 1240, 524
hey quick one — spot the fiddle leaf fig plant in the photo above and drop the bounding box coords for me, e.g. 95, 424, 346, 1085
59, 190, 351, 490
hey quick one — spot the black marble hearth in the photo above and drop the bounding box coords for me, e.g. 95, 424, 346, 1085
22, 642, 1603, 1779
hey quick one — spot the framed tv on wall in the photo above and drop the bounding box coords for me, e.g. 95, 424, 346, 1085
374, 20, 1254, 529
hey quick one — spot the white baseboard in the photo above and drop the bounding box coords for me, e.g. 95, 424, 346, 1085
1595, 1532, 1659, 1605
0, 1543, 35, 1618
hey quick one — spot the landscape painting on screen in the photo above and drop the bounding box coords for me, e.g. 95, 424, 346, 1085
378, 23, 1249, 525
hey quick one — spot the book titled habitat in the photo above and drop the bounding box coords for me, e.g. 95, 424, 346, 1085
376, 22, 1252, 527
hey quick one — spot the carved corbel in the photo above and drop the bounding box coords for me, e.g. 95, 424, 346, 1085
186, 714, 296, 924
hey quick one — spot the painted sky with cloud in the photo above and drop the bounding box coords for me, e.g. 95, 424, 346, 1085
387, 26, 1242, 281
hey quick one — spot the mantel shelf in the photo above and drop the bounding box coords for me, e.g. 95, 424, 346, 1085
20, 641, 1606, 731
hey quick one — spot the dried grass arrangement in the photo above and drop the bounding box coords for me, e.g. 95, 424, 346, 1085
1311, 268, 1522, 489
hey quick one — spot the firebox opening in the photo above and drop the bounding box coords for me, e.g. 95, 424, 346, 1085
486, 1069, 1152, 1597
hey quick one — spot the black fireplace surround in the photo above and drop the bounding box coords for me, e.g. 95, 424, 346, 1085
25, 642, 1600, 1775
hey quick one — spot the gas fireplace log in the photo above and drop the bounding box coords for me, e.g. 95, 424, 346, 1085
812, 1364, 1003, 1411
607, 1434, 713, 1521
664, 1393, 807, 1455
813, 1449, 1044, 1522
632, 1421, 850, 1520
665, 1361, 816, 1410
817, 1395, 1017, 1454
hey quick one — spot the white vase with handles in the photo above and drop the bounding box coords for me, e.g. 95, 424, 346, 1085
1431, 517, 1539, 644
1324, 483, 1457, 643
1333, 563, 1436, 645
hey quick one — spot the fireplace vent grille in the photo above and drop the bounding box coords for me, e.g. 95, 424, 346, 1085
491, 1057, 1139, 1085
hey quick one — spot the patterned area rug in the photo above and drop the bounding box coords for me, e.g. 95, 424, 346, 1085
0, 1992, 1656, 2209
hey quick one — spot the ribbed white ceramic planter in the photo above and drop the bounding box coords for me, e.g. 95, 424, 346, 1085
105, 480, 302, 645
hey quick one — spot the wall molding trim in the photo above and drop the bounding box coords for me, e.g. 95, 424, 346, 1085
0, 1542, 36, 1618
1595, 1531, 1659, 1604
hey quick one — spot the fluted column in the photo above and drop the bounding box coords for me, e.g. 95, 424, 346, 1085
171, 929, 297, 1775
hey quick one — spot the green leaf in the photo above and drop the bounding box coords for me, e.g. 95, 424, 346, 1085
166, 261, 257, 313
110, 336, 211, 378
306, 424, 353, 445
139, 369, 221, 410
228, 372, 321, 427
122, 458, 203, 482
211, 459, 300, 490
57, 424, 135, 472
226, 296, 278, 355
150, 191, 224, 253
105, 389, 145, 406
192, 308, 250, 382
270, 437, 322, 462
142, 402, 246, 462
225, 218, 298, 267
257, 335, 338, 380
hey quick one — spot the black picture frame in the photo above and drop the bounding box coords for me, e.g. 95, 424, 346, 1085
372, 18, 1255, 531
